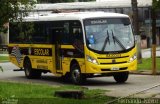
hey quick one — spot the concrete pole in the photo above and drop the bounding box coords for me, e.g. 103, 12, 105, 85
151, 8, 157, 75
131, 0, 142, 63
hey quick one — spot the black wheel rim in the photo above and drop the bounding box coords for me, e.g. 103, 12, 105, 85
25, 61, 30, 77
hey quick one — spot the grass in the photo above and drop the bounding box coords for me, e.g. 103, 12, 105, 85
137, 58, 160, 71
0, 81, 115, 104
0, 56, 9, 62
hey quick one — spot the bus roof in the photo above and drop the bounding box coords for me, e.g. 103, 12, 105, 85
23, 12, 129, 22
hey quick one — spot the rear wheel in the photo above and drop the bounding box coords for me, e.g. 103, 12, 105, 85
24, 58, 41, 79
113, 72, 129, 83
70, 64, 86, 85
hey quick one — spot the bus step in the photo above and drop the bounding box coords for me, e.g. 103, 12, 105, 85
13, 69, 24, 71
56, 70, 63, 74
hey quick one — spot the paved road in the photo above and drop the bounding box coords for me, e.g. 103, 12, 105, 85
0, 62, 160, 98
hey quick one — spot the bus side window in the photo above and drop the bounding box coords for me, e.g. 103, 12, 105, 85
73, 28, 83, 40
71, 21, 83, 42
51, 21, 71, 45
71, 21, 84, 52
62, 22, 71, 44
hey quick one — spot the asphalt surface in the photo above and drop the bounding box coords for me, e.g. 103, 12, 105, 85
0, 62, 160, 98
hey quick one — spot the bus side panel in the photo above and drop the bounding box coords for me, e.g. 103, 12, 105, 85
9, 55, 22, 68
8, 44, 57, 74
8, 44, 25, 68
77, 58, 86, 73
61, 58, 86, 75
28, 45, 56, 74
60, 45, 86, 75
61, 57, 70, 75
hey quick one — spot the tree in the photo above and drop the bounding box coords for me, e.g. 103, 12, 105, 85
151, 0, 160, 75
0, 0, 35, 32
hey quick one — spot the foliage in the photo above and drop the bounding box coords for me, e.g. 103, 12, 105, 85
152, 0, 160, 10
0, 0, 36, 32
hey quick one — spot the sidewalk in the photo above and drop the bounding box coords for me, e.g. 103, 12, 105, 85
0, 54, 9, 56
142, 47, 160, 52
141, 47, 160, 58
130, 70, 160, 75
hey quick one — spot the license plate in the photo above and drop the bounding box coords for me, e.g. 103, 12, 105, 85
111, 67, 119, 71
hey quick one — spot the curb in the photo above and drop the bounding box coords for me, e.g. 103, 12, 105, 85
130, 71, 160, 75
0, 61, 10, 63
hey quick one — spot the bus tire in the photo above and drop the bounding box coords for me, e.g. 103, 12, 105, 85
70, 64, 85, 85
61, 73, 71, 83
113, 72, 129, 83
24, 59, 41, 79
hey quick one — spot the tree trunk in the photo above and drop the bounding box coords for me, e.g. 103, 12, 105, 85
151, 8, 157, 75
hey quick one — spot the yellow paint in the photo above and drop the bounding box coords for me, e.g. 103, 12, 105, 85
9, 44, 137, 77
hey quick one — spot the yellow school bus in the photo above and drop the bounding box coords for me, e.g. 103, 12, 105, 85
8, 12, 137, 84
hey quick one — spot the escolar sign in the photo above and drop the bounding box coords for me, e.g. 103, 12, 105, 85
33, 48, 51, 56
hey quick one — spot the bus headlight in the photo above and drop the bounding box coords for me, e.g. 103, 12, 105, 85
129, 53, 137, 63
86, 55, 98, 65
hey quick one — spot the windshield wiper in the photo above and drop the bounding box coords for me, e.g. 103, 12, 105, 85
101, 30, 110, 51
111, 30, 126, 50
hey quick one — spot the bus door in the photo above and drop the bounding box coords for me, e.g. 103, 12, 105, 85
52, 28, 63, 72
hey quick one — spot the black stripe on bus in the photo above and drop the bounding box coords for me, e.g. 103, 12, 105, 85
8, 47, 84, 58
31, 48, 52, 56
61, 49, 84, 58
8, 47, 52, 56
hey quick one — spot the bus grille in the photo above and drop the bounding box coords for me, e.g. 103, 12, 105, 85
101, 67, 128, 71
97, 55, 129, 59
100, 61, 127, 65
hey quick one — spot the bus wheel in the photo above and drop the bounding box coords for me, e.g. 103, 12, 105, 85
24, 59, 41, 79
71, 64, 85, 85
113, 72, 129, 83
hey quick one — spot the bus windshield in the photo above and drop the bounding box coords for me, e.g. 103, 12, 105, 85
84, 18, 134, 53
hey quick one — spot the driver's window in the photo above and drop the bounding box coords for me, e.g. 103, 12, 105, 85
71, 21, 83, 42
71, 21, 84, 52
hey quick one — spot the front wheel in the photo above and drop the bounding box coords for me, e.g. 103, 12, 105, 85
70, 64, 86, 85
113, 72, 129, 83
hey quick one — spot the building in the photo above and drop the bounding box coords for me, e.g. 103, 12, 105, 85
0, 23, 9, 51
32, 0, 160, 48
2, 0, 159, 48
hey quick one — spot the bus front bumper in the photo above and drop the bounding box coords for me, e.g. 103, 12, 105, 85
84, 60, 137, 74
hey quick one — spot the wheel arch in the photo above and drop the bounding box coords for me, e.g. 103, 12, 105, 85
70, 59, 79, 71
23, 56, 31, 67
